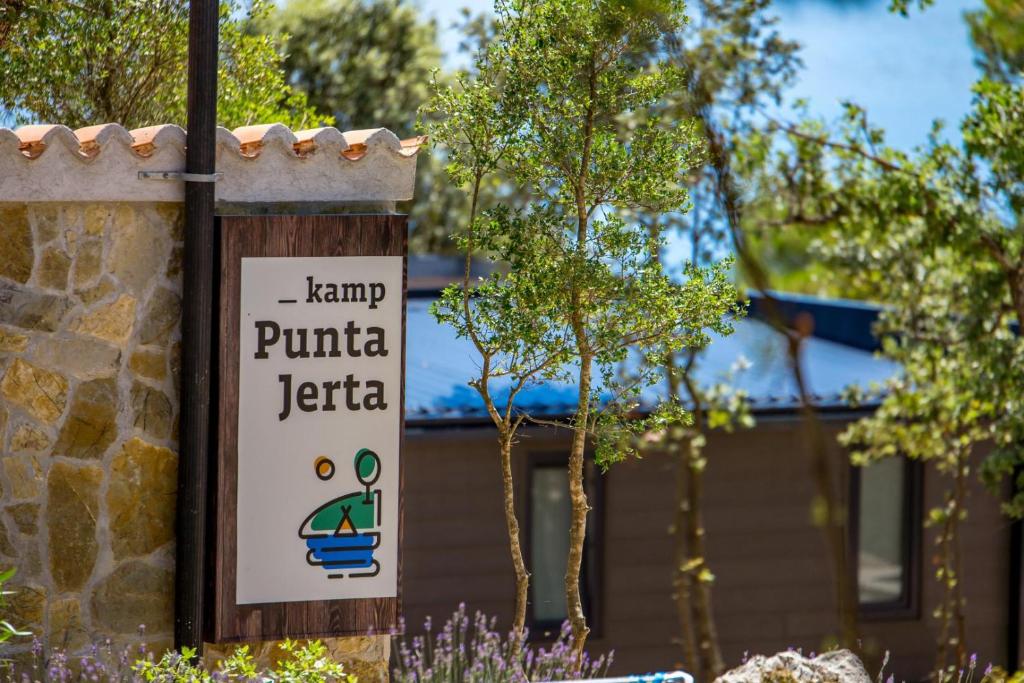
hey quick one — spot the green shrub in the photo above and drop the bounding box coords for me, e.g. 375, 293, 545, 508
1, 637, 354, 683
0, 568, 30, 649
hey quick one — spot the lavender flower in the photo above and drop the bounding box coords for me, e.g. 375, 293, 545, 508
392, 607, 612, 683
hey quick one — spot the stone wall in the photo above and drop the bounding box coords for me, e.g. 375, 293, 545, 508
0, 201, 390, 681
0, 202, 183, 655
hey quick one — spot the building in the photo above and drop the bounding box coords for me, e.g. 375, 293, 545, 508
400, 263, 1019, 680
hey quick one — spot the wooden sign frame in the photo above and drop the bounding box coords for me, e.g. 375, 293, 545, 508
211, 214, 406, 643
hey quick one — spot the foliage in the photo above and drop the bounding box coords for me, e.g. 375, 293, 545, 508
0, 569, 29, 649
0, 0, 324, 129
2, 636, 140, 682
733, 0, 1024, 666
137, 641, 353, 683
966, 0, 1024, 84
392, 605, 611, 683
750, 81, 1024, 509
740, 35, 1024, 675
624, 0, 799, 669
265, 0, 439, 136
877, 652, 1024, 683
265, 0, 467, 253
0, 635, 353, 683
425, 0, 741, 656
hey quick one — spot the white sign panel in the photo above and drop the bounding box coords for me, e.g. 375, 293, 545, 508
235, 256, 403, 605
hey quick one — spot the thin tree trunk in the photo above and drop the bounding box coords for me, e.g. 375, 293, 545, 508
499, 431, 530, 637
654, 227, 700, 671
935, 486, 956, 678
680, 372, 724, 680
686, 443, 724, 680
462, 173, 532, 641
671, 460, 699, 668
704, 119, 860, 651
566, 355, 593, 665
935, 456, 969, 678
566, 62, 596, 660
951, 461, 968, 667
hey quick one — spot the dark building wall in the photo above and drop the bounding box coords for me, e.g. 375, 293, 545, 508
401, 418, 1011, 680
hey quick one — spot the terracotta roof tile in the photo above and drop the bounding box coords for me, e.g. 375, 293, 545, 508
127, 124, 184, 157
3, 122, 425, 161
0, 121, 423, 203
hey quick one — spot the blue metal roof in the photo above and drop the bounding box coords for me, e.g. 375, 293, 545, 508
404, 294, 900, 423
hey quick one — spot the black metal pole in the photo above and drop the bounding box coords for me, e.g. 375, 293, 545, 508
175, 0, 218, 654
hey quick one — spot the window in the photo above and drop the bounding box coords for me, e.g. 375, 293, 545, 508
851, 456, 922, 618
527, 454, 602, 636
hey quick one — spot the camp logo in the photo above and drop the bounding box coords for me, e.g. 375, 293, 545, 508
299, 449, 382, 579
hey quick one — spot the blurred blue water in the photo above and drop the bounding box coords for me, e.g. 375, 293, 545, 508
422, 0, 982, 150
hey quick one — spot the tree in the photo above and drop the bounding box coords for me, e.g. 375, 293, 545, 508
265, 0, 439, 135
639, 337, 752, 680
641, 0, 798, 673
966, 0, 1024, 84
0, 0, 322, 129
266, 0, 469, 253
740, 48, 1024, 679
0, 1, 32, 49
423, 57, 553, 636
426, 0, 739, 660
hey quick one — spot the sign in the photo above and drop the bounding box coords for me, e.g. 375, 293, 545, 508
237, 255, 402, 604
213, 215, 406, 642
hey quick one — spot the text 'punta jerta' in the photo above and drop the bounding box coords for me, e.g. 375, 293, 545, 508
254, 275, 391, 421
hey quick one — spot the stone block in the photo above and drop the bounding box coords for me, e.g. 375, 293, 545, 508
3, 455, 43, 499
0, 519, 15, 558
31, 336, 120, 379
137, 287, 180, 346
0, 281, 71, 332
53, 377, 118, 459
20, 541, 42, 578
1, 359, 69, 423
91, 561, 173, 634
83, 205, 112, 237
73, 294, 136, 344
48, 597, 89, 654
76, 276, 116, 306
10, 422, 51, 453
342, 658, 388, 682
153, 204, 184, 242
108, 437, 177, 559
37, 247, 71, 291
169, 343, 181, 393
73, 240, 103, 288
7, 502, 38, 534
107, 207, 171, 296
7, 584, 45, 632
32, 206, 61, 243
0, 328, 29, 353
0, 206, 33, 283
130, 382, 172, 440
166, 244, 183, 279
129, 348, 166, 382
47, 461, 101, 591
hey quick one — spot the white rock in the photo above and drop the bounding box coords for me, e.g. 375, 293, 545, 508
715, 650, 872, 683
